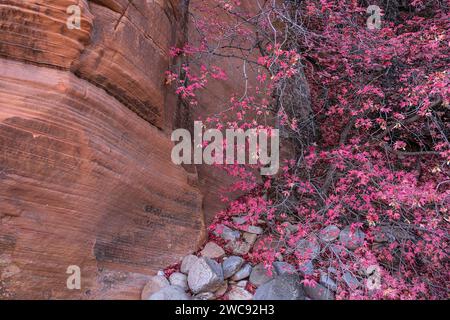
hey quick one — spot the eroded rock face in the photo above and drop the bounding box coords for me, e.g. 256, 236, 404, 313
0, 58, 205, 299
0, 0, 93, 68
0, 0, 210, 300
73, 0, 179, 128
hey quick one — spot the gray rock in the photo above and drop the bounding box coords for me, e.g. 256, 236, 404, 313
298, 260, 314, 276
226, 240, 252, 256
254, 274, 305, 300
273, 261, 296, 275
304, 283, 335, 300
194, 292, 215, 300
222, 256, 244, 279
157, 270, 165, 276
149, 285, 190, 300
327, 267, 338, 274
232, 216, 247, 225
180, 255, 199, 274
231, 264, 253, 281
188, 257, 224, 294
242, 232, 257, 245
249, 263, 275, 286
343, 272, 361, 290
200, 242, 225, 259
329, 244, 345, 256
228, 287, 253, 300
339, 226, 365, 250
246, 226, 263, 234
169, 272, 188, 291
319, 225, 341, 242
214, 281, 228, 297
141, 275, 170, 300
295, 238, 321, 260
214, 224, 241, 242
236, 280, 248, 287
320, 273, 337, 292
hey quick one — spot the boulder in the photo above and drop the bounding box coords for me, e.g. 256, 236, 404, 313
320, 273, 337, 292
295, 238, 321, 260
149, 285, 190, 300
228, 287, 253, 300
254, 274, 305, 300
169, 272, 188, 291
304, 283, 335, 300
273, 262, 296, 275
231, 264, 253, 281
194, 292, 215, 300
180, 255, 199, 274
339, 226, 366, 250
232, 217, 247, 225
242, 232, 258, 245
319, 225, 341, 242
343, 272, 361, 291
188, 257, 224, 294
226, 240, 252, 256
246, 226, 263, 235
249, 263, 275, 287
141, 275, 170, 300
200, 242, 225, 259
214, 281, 229, 297
222, 256, 244, 279
298, 261, 315, 276
213, 224, 241, 242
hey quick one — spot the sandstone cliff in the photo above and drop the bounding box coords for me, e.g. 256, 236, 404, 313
0, 0, 205, 299
0, 0, 267, 299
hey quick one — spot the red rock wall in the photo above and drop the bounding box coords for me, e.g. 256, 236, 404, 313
0, 0, 205, 299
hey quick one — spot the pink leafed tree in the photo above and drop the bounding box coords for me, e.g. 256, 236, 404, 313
167, 0, 449, 299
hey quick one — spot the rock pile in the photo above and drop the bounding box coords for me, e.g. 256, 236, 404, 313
142, 222, 366, 300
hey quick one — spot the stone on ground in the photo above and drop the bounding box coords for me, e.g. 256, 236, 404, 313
213, 224, 241, 242
222, 256, 244, 279
295, 238, 321, 260
343, 271, 361, 290
214, 281, 228, 297
319, 225, 341, 242
236, 280, 248, 287
169, 272, 188, 291
249, 263, 275, 287
226, 240, 252, 256
339, 226, 365, 250
180, 255, 199, 274
188, 257, 224, 294
320, 273, 337, 292
231, 264, 253, 281
273, 261, 296, 275
243, 232, 258, 245
246, 226, 263, 234
148, 285, 190, 300
200, 242, 225, 259
254, 274, 305, 300
303, 283, 335, 300
228, 286, 253, 300
298, 260, 315, 276
141, 275, 170, 300
194, 292, 215, 300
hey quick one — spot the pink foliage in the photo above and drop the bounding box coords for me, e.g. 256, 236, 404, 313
166, 0, 449, 299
